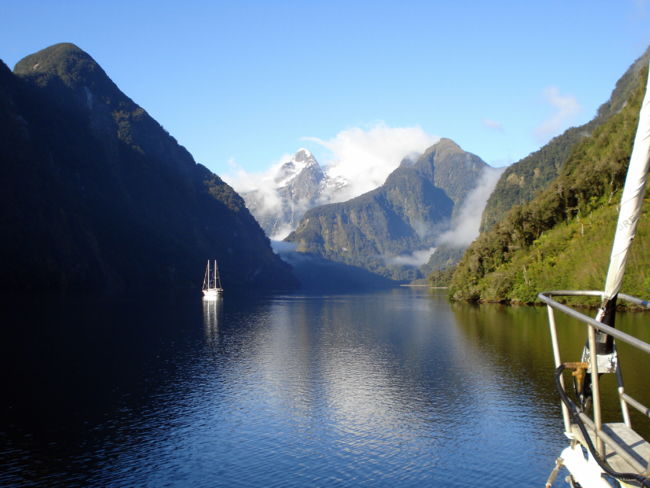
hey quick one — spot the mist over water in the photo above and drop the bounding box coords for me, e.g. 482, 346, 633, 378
2, 290, 648, 487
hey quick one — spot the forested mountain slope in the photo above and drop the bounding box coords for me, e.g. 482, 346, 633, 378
0, 43, 297, 293
286, 139, 488, 280
481, 47, 650, 232
450, 66, 649, 303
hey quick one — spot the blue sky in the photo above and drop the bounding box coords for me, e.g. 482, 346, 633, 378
2, 0, 650, 177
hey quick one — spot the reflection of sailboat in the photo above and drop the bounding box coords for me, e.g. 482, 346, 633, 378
540, 64, 650, 487
202, 297, 223, 345
202, 260, 223, 300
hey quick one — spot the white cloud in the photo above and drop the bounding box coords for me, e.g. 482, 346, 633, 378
222, 153, 296, 218
437, 166, 504, 248
482, 118, 504, 131
534, 86, 581, 142
224, 123, 439, 238
224, 154, 291, 193
385, 247, 437, 267
269, 223, 295, 241
304, 122, 439, 202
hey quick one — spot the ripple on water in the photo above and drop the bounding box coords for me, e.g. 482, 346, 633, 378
4, 290, 645, 487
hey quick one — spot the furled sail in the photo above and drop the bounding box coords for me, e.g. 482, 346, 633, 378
602, 66, 650, 303
583, 64, 650, 378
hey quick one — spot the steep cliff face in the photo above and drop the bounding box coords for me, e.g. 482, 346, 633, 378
0, 43, 297, 293
480, 46, 650, 232
286, 139, 489, 280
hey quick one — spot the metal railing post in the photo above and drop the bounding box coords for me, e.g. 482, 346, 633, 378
539, 290, 650, 473
616, 362, 632, 428
588, 324, 604, 456
547, 304, 571, 434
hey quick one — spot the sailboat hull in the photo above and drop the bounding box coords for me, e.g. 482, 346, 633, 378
560, 444, 617, 488
202, 288, 223, 300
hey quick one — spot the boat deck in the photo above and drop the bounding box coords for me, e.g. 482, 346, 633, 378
571, 422, 650, 476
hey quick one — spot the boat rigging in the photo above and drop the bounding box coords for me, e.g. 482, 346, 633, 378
202, 260, 223, 300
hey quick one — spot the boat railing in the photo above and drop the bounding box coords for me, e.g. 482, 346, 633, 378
538, 290, 650, 475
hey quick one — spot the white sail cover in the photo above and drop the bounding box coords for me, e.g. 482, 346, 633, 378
603, 63, 650, 301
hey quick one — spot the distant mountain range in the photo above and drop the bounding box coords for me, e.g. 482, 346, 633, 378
0, 43, 297, 293
286, 139, 495, 280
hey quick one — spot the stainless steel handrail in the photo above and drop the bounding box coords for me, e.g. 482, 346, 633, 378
539, 290, 650, 473
538, 291, 650, 354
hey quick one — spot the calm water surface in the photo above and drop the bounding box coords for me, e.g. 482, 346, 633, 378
2, 288, 649, 487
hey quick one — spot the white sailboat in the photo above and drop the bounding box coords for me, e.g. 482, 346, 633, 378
540, 62, 650, 487
202, 260, 223, 300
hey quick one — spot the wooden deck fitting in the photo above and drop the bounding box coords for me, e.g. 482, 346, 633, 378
571, 421, 650, 476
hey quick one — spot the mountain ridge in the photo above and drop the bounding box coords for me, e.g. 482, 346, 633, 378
0, 43, 297, 293
286, 138, 490, 280
480, 46, 650, 232
450, 60, 649, 303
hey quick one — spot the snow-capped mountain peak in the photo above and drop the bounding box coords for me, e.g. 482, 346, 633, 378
242, 149, 334, 239
273, 148, 319, 187
293, 148, 313, 162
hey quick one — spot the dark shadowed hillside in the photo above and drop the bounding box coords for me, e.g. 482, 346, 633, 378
0, 43, 297, 293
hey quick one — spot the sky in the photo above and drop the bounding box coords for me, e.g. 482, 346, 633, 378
2, 0, 650, 180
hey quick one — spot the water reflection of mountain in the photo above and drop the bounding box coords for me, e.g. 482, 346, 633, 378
202, 289, 569, 484
210, 290, 552, 427
9, 290, 630, 486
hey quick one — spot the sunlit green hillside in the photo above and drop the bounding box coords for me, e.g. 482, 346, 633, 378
450, 67, 650, 304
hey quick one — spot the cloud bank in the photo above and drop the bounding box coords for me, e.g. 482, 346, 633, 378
385, 247, 437, 267
304, 123, 439, 202
224, 123, 440, 239
224, 153, 293, 196
535, 86, 580, 142
226, 123, 438, 205
437, 166, 504, 248
223, 152, 301, 234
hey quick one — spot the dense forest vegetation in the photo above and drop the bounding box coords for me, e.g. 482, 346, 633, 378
480, 47, 650, 232
449, 67, 649, 304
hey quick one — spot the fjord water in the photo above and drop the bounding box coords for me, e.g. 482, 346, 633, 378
2, 289, 649, 487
